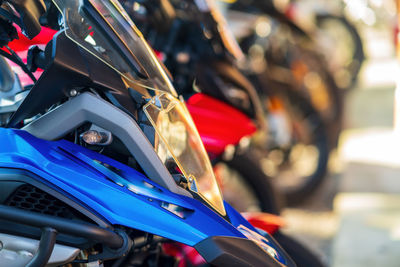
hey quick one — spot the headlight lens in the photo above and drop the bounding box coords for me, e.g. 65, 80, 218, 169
143, 93, 226, 216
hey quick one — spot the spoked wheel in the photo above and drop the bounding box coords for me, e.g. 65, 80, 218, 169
258, 89, 329, 205
315, 14, 365, 91
214, 152, 283, 214
290, 48, 342, 121
288, 47, 343, 149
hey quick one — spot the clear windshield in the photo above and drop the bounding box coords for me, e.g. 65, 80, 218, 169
52, 0, 177, 96
51, 0, 226, 215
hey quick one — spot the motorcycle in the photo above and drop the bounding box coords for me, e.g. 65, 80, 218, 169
2, 0, 325, 265
0, 0, 295, 266
214, 0, 341, 203
282, 0, 365, 91
5, 0, 282, 215
150, 0, 331, 205
220, 0, 365, 91
120, 1, 325, 265
225, 0, 343, 147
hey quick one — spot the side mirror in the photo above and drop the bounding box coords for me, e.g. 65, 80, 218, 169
8, 0, 46, 38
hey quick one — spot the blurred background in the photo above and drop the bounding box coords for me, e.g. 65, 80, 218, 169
14, 0, 400, 265
267, 0, 400, 266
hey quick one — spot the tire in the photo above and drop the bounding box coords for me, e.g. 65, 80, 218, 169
316, 14, 365, 91
258, 88, 330, 205
286, 47, 344, 150
245, 31, 344, 149
240, 26, 344, 149
216, 151, 283, 214
288, 91, 329, 205
273, 231, 325, 267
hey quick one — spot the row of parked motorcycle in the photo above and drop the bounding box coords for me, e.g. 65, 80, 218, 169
0, 0, 364, 266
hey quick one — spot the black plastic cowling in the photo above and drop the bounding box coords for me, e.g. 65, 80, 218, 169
8, 0, 46, 38
195, 236, 296, 267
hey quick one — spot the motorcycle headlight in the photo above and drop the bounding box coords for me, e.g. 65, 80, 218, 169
143, 92, 226, 216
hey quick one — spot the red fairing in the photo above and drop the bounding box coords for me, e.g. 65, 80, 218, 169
162, 243, 206, 267
187, 93, 257, 156
5, 27, 56, 86
8, 27, 56, 52
284, 3, 297, 20
242, 212, 285, 235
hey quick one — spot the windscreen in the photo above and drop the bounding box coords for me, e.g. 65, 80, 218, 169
52, 0, 177, 96
143, 93, 226, 215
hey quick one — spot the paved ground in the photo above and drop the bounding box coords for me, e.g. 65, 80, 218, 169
280, 22, 400, 266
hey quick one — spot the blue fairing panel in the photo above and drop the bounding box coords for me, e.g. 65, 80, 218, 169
0, 128, 253, 246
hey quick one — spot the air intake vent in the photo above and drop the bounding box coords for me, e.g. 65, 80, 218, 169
5, 184, 89, 222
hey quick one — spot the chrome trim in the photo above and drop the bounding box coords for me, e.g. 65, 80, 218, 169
0, 233, 80, 267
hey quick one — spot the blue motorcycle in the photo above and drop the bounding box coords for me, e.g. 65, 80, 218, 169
0, 0, 295, 266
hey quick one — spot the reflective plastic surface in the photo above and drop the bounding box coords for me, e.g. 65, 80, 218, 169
52, 0, 177, 96
143, 93, 226, 215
